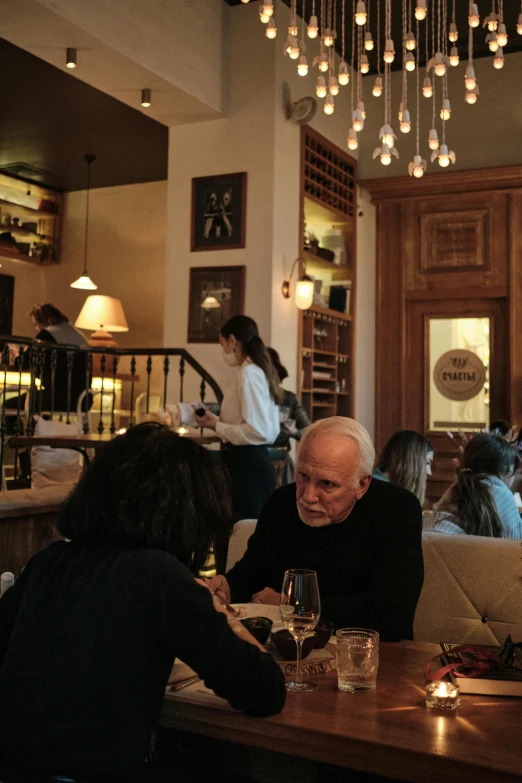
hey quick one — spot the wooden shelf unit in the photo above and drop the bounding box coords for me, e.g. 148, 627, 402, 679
0, 174, 62, 265
298, 127, 356, 423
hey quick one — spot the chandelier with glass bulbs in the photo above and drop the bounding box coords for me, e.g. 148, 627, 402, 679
244, 0, 520, 175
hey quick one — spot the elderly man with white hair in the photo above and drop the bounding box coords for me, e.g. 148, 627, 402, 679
211, 416, 424, 641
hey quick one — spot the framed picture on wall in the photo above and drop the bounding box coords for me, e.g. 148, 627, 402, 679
187, 266, 245, 343
191, 172, 247, 251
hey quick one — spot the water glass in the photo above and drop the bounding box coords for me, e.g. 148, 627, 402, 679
336, 628, 379, 693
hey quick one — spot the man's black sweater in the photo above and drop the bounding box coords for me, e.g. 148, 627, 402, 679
227, 479, 424, 641
0, 542, 285, 780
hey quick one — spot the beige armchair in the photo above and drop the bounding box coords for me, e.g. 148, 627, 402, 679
414, 531, 522, 645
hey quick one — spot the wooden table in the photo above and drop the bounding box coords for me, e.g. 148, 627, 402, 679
159, 641, 522, 783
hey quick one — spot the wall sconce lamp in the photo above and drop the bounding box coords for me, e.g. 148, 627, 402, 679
282, 258, 314, 310
66, 48, 77, 68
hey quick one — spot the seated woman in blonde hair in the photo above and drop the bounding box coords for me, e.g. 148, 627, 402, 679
373, 430, 434, 507
424, 433, 521, 539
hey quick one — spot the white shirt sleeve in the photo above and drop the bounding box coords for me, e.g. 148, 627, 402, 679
215, 365, 280, 446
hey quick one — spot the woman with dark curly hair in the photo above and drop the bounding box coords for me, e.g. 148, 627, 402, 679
425, 433, 521, 538
0, 423, 285, 782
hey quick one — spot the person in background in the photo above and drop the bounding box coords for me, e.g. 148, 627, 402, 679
14, 303, 89, 414
209, 417, 424, 642
194, 315, 281, 520
424, 432, 521, 538
267, 347, 310, 448
0, 423, 285, 782
373, 430, 434, 507
489, 419, 512, 438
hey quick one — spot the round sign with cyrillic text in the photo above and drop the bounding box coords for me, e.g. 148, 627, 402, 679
433, 349, 486, 402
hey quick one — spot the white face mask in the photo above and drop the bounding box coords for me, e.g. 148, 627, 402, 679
222, 348, 239, 367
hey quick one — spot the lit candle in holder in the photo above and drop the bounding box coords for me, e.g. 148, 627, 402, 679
425, 680, 460, 711
176, 426, 189, 436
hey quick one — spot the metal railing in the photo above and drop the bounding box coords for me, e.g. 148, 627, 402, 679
0, 335, 223, 487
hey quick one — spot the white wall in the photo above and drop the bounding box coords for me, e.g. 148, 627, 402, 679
2, 180, 167, 347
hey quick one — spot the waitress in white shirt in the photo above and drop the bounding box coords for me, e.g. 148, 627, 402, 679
194, 315, 281, 520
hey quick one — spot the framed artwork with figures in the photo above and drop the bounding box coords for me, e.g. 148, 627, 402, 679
187, 265, 246, 343
191, 172, 247, 251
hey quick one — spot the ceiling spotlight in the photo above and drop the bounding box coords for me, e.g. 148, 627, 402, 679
66, 47, 77, 69
141, 88, 151, 107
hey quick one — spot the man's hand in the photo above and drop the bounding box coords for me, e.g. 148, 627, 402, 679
251, 587, 281, 606
207, 575, 230, 604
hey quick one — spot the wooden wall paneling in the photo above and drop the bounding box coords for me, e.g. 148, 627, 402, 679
375, 202, 404, 449
509, 193, 522, 428
404, 193, 509, 293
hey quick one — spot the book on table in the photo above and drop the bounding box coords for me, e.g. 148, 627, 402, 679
440, 643, 522, 697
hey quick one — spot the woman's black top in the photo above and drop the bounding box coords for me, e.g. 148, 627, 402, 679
0, 541, 285, 781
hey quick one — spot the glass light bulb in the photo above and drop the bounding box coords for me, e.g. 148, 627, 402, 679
288, 22, 299, 36
438, 153, 450, 167
295, 279, 314, 310
488, 35, 499, 52
329, 76, 339, 95
449, 47, 459, 66
448, 23, 458, 43
372, 77, 383, 97
383, 41, 395, 63
465, 66, 476, 90
324, 28, 334, 47
297, 56, 308, 76
415, 2, 427, 21
355, 1, 367, 25
422, 78, 433, 97
352, 110, 364, 132
405, 33, 416, 51
318, 55, 329, 72
347, 129, 358, 150
493, 50, 504, 69
260, 10, 270, 23
468, 4, 479, 27
413, 165, 424, 178
360, 55, 369, 74
465, 90, 477, 104
400, 120, 411, 133
364, 32, 374, 50
308, 15, 319, 38
435, 62, 446, 76
316, 77, 327, 98
381, 152, 392, 165
261, 2, 273, 16
324, 95, 335, 115
382, 133, 394, 146
428, 130, 439, 150
289, 45, 300, 59
265, 19, 277, 38
405, 53, 416, 71
497, 26, 507, 47
440, 100, 451, 120
487, 17, 498, 32
338, 62, 350, 85
518, 14, 522, 34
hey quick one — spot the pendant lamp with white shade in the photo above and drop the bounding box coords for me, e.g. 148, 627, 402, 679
70, 154, 98, 290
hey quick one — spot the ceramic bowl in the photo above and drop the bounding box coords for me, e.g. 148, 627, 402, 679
240, 616, 273, 645
270, 629, 316, 660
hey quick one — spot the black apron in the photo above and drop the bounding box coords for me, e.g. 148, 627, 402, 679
221, 443, 275, 521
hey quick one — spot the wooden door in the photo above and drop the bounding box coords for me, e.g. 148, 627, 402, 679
405, 298, 509, 504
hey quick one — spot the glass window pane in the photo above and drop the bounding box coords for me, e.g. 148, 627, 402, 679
429, 317, 489, 432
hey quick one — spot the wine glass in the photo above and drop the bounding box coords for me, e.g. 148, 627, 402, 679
280, 569, 321, 692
